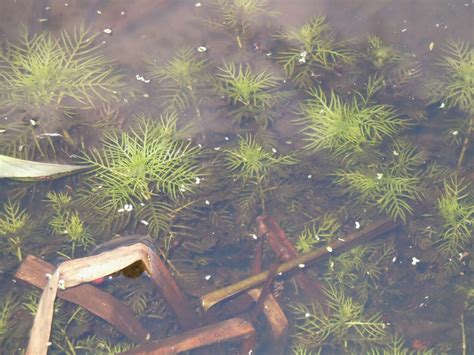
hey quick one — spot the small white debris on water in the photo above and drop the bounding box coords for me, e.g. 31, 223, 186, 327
298, 263, 305, 268
452, 130, 458, 136
195, 2, 202, 6
0, 129, 5, 133
298, 50, 307, 63
429, 42, 434, 51
143, 93, 149, 98
38, 18, 48, 22
103, 28, 113, 35
124, 204, 133, 212
305, 312, 311, 318
205, 200, 211, 205
411, 257, 420, 265
64, 3, 69, 7
40, 132, 62, 137
401, 28, 407, 32
140, 202, 145, 206
326, 246, 333, 253
121, 11, 125, 15
197, 46, 207, 52
29, 119, 37, 126
307, 174, 312, 179
440, 102, 446, 108
392, 256, 397, 263
136, 74, 150, 83
195, 177, 201, 185
140, 220, 149, 226
272, 148, 277, 153
286, 141, 292, 144
393, 150, 399, 156
213, 147, 221, 151
377, 173, 384, 180
251, 233, 258, 240
265, 52, 272, 57
205, 275, 211, 280
224, 136, 229, 141
97, 10, 102, 14
337, 237, 345, 242
117, 208, 125, 213
355, 221, 361, 229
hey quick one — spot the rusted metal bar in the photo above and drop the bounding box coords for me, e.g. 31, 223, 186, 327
200, 218, 399, 311
124, 317, 255, 355
257, 215, 327, 304
15, 255, 149, 343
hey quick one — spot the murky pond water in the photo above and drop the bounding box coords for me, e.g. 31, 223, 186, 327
0, 0, 472, 354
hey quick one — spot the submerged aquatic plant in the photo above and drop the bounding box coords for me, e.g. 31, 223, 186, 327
435, 177, 473, 273
276, 16, 354, 88
0, 200, 31, 261
0, 25, 123, 113
296, 76, 405, 157
334, 139, 426, 222
147, 49, 211, 137
295, 213, 342, 253
215, 62, 291, 127
81, 113, 202, 206
47, 191, 94, 258
366, 35, 402, 69
425, 40, 473, 114
206, 0, 272, 48
225, 135, 297, 222
290, 283, 387, 353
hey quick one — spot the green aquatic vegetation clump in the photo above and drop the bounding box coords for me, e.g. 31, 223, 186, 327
225, 135, 297, 223
207, 0, 272, 48
326, 241, 395, 304
425, 40, 473, 114
0, 293, 19, 341
0, 25, 124, 113
78, 114, 204, 237
435, 177, 473, 274
366, 35, 402, 69
276, 16, 354, 88
147, 49, 211, 123
295, 213, 342, 253
290, 283, 387, 353
296, 76, 405, 157
0, 200, 31, 261
335, 139, 426, 222
47, 191, 94, 258
215, 62, 292, 127
81, 113, 203, 209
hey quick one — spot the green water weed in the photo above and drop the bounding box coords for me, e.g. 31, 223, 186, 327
276, 16, 354, 88
214, 62, 291, 128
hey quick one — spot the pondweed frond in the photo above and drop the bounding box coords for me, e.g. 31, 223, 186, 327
0, 25, 124, 113
290, 283, 387, 352
147, 48, 211, 114
326, 241, 395, 304
296, 79, 405, 157
81, 113, 203, 210
47, 191, 94, 258
224, 135, 297, 222
334, 139, 426, 222
435, 177, 473, 268
295, 213, 342, 253
215, 62, 291, 127
425, 40, 473, 114
276, 16, 354, 88
0, 200, 30, 261
206, 0, 272, 48
366, 35, 402, 69
225, 135, 297, 183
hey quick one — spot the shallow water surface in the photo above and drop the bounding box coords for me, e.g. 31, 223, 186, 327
0, 1, 472, 354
